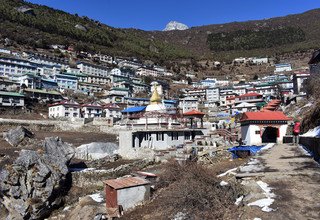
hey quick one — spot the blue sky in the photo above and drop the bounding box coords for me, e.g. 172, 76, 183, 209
27, 0, 320, 31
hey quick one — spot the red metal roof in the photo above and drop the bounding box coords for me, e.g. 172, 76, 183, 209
103, 103, 120, 109
183, 109, 205, 116
241, 111, 291, 122
264, 106, 276, 110
81, 103, 102, 108
238, 92, 262, 98
105, 177, 150, 190
226, 96, 236, 101
48, 100, 79, 107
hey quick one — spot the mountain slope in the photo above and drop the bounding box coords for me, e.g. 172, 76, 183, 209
150, 9, 320, 60
0, 0, 320, 61
0, 0, 191, 61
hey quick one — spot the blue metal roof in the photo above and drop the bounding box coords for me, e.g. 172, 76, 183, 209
122, 106, 146, 113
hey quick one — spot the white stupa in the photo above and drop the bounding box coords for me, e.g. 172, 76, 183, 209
145, 84, 167, 113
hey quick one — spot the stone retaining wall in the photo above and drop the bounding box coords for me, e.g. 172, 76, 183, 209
299, 136, 320, 162
0, 118, 120, 134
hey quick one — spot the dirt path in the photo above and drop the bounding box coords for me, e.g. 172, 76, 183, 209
239, 144, 320, 219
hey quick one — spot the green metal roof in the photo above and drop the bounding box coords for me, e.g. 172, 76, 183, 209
24, 89, 61, 95
255, 101, 267, 107
0, 91, 25, 97
111, 87, 129, 91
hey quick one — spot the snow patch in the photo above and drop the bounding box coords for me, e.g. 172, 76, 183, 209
253, 218, 262, 220
220, 180, 229, 186
248, 198, 275, 212
247, 158, 259, 165
69, 168, 108, 173
257, 180, 275, 198
163, 21, 189, 31
63, 206, 71, 211
298, 145, 312, 156
235, 195, 244, 205
89, 193, 104, 203
217, 167, 237, 177
301, 126, 320, 137
248, 181, 275, 212
239, 164, 264, 173
260, 143, 275, 152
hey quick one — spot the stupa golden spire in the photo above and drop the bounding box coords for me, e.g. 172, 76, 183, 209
150, 85, 161, 104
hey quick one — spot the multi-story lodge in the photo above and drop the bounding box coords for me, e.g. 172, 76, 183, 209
77, 62, 109, 77
48, 101, 80, 118
103, 103, 122, 121
206, 87, 220, 103
0, 91, 25, 107
274, 63, 292, 73
81, 103, 103, 118
234, 92, 264, 105
0, 58, 38, 77
52, 73, 78, 91
179, 97, 199, 113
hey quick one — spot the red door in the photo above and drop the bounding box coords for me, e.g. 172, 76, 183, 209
106, 185, 118, 208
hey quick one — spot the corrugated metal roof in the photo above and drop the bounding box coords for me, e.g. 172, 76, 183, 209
0, 91, 24, 97
105, 177, 150, 190
183, 109, 205, 116
121, 106, 146, 113
241, 111, 291, 122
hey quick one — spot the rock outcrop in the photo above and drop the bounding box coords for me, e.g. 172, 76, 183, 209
0, 137, 75, 220
3, 126, 34, 147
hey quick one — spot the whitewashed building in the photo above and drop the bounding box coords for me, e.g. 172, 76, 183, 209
48, 101, 80, 118
118, 129, 203, 159
81, 103, 103, 118
206, 87, 220, 103
103, 103, 121, 120
77, 62, 109, 77
179, 97, 199, 113
240, 111, 290, 145
0, 91, 25, 107
274, 63, 292, 73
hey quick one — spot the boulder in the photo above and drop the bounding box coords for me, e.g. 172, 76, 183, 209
66, 196, 106, 220
75, 142, 118, 160
3, 126, 34, 147
0, 137, 75, 220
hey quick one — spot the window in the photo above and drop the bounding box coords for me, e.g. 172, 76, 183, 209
255, 130, 260, 135
2, 97, 10, 103
156, 132, 164, 141
144, 133, 151, 140
12, 98, 20, 104
171, 132, 179, 140
184, 132, 191, 140
65, 113, 69, 117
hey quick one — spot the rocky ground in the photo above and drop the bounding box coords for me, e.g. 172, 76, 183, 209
229, 143, 320, 220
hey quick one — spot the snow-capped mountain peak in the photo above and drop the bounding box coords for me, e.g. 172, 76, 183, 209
163, 21, 189, 31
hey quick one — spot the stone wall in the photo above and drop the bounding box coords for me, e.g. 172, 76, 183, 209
299, 136, 320, 161
71, 160, 152, 189
0, 118, 120, 134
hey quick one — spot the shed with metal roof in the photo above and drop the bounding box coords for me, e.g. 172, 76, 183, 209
105, 176, 150, 214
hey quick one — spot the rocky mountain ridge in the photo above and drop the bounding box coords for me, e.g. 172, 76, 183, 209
0, 0, 320, 61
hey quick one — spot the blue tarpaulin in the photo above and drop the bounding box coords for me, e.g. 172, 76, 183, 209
228, 145, 265, 159
122, 106, 146, 113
